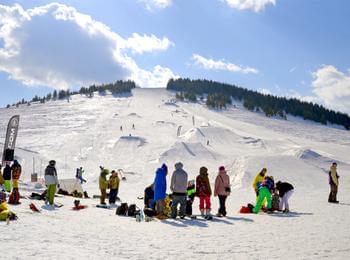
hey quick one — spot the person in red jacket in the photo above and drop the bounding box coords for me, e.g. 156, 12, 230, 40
196, 166, 212, 220
214, 166, 231, 217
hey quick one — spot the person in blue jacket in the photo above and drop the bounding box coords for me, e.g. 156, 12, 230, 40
154, 163, 168, 216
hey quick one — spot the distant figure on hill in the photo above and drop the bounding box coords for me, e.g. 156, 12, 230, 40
275, 181, 294, 213
44, 160, 59, 207
132, 124, 135, 130
214, 166, 231, 217
170, 162, 188, 219
328, 162, 339, 203
120, 126, 123, 131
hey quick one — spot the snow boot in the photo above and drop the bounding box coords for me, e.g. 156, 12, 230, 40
200, 209, 205, 217
205, 209, 213, 220
83, 191, 90, 199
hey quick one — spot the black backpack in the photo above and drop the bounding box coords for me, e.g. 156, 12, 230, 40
116, 203, 128, 216
127, 204, 138, 217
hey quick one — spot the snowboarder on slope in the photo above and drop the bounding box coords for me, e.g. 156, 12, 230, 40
196, 166, 212, 219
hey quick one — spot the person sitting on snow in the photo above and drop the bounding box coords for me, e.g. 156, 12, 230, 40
253, 176, 275, 214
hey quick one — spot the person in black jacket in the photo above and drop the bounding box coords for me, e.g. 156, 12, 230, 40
144, 184, 155, 209
3, 163, 12, 192
276, 181, 294, 213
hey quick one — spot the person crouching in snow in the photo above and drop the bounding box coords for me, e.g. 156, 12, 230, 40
99, 168, 110, 205
196, 167, 212, 220
214, 166, 231, 217
109, 170, 120, 204
276, 181, 294, 213
154, 164, 168, 217
253, 176, 275, 214
44, 160, 59, 206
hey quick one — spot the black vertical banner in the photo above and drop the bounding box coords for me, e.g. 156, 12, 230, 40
2, 115, 20, 163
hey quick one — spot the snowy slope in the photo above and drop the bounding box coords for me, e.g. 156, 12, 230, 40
1, 88, 350, 259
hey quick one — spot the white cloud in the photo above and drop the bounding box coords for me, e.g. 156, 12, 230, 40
0, 3, 176, 89
192, 54, 258, 74
139, 0, 172, 11
311, 65, 350, 114
222, 0, 276, 12
125, 33, 174, 54
133, 65, 179, 88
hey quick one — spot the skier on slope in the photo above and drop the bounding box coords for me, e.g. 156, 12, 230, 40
44, 160, 59, 207
196, 166, 212, 220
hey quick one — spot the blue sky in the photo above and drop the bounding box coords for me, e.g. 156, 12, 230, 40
0, 0, 349, 113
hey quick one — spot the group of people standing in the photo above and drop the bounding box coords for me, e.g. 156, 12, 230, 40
146, 162, 231, 219
0, 160, 22, 204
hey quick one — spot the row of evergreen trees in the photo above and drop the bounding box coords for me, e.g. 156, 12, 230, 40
167, 78, 350, 130
6, 81, 136, 108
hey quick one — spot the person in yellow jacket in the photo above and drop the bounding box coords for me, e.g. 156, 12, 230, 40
252, 168, 267, 196
99, 167, 109, 205
108, 170, 120, 204
328, 162, 339, 203
0, 193, 17, 221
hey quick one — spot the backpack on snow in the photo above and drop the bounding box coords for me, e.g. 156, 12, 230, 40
127, 204, 140, 217
116, 203, 128, 216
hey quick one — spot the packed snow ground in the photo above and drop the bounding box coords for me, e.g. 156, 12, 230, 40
1, 89, 350, 259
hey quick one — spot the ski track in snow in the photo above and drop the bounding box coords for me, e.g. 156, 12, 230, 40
0, 88, 350, 259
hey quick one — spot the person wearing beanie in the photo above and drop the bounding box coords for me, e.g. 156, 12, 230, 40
108, 170, 120, 204
154, 163, 168, 217
44, 160, 59, 206
214, 166, 231, 217
9, 160, 21, 204
3, 163, 12, 192
196, 166, 212, 220
170, 162, 188, 219
99, 168, 110, 205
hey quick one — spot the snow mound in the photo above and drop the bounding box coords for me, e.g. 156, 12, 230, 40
240, 137, 266, 149
162, 101, 178, 107
127, 112, 142, 118
160, 141, 219, 161
114, 136, 147, 149
297, 149, 323, 160
155, 121, 176, 127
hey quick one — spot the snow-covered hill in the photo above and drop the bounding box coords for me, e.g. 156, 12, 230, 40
1, 88, 350, 259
